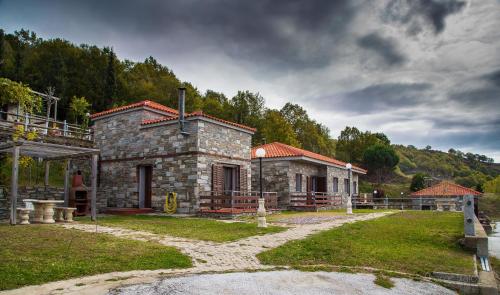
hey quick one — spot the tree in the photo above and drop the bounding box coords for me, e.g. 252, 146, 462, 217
69, 96, 90, 126
259, 110, 299, 146
103, 47, 117, 109
425, 145, 432, 151
362, 144, 399, 183
410, 172, 429, 192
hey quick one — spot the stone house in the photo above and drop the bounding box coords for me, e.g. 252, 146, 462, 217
90, 89, 255, 214
410, 181, 482, 212
251, 142, 367, 207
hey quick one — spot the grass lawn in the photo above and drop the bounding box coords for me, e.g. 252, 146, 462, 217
77, 215, 286, 242
0, 224, 191, 291
258, 211, 474, 276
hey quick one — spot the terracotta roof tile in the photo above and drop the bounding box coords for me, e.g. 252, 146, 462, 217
251, 142, 367, 173
410, 181, 482, 197
141, 110, 256, 133
90, 100, 178, 119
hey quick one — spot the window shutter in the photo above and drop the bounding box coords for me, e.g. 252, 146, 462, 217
239, 166, 247, 193
212, 164, 224, 193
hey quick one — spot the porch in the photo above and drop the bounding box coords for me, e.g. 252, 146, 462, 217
289, 192, 343, 211
198, 191, 278, 216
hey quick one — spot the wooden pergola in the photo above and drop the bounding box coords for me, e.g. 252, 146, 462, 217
0, 140, 100, 225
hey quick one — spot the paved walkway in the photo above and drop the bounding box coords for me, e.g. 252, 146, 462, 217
1, 212, 391, 295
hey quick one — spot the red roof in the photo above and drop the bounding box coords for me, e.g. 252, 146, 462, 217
251, 142, 367, 173
142, 110, 256, 133
90, 100, 178, 119
411, 181, 482, 197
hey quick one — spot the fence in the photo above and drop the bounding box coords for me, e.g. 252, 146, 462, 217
199, 191, 278, 211
0, 111, 92, 141
289, 192, 343, 209
352, 195, 465, 211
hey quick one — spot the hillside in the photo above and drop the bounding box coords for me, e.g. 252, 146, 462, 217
395, 145, 499, 185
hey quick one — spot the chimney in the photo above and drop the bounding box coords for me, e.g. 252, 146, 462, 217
178, 87, 189, 135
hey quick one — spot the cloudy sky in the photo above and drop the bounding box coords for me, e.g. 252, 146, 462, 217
1, 0, 499, 160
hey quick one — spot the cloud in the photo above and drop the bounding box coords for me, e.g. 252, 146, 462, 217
317, 83, 433, 114
383, 0, 466, 34
450, 69, 500, 109
29, 0, 358, 71
357, 33, 406, 66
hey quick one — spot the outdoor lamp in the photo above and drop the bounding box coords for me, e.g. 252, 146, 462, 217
346, 163, 353, 214
255, 147, 267, 227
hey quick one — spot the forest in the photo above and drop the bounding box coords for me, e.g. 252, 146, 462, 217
0, 28, 498, 192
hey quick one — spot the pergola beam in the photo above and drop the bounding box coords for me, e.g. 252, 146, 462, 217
10, 145, 19, 225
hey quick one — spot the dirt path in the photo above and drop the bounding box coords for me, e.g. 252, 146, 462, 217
1, 212, 391, 295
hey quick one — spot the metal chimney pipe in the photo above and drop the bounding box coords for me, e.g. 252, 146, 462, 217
178, 87, 186, 133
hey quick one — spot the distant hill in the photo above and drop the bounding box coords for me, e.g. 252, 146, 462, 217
394, 145, 499, 188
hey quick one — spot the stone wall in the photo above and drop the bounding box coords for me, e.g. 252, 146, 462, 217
92, 109, 253, 214
251, 160, 290, 206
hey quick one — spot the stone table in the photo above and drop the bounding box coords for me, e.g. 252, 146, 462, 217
29, 200, 64, 224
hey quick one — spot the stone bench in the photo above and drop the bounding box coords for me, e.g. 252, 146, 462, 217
17, 208, 33, 225
54, 207, 77, 223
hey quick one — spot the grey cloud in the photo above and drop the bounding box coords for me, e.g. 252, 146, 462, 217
483, 68, 500, 86
316, 82, 432, 114
357, 33, 406, 66
450, 69, 500, 109
29, 0, 358, 70
383, 0, 466, 34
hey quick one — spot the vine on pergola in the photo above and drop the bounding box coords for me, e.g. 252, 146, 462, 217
0, 77, 42, 114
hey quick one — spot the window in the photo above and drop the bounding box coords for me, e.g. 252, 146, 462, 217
353, 181, 357, 194
333, 177, 339, 193
223, 166, 239, 193
295, 174, 302, 192
344, 178, 350, 194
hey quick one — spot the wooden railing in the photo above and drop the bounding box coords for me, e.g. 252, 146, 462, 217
289, 192, 343, 208
199, 191, 278, 211
0, 111, 92, 141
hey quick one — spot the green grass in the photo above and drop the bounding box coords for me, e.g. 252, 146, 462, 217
258, 211, 474, 276
374, 274, 395, 289
490, 257, 499, 278
0, 224, 191, 291
77, 215, 286, 242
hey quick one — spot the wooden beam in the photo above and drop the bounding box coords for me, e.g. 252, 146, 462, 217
44, 161, 50, 187
10, 145, 19, 225
46, 150, 99, 161
90, 154, 98, 221
0, 141, 19, 153
63, 160, 71, 206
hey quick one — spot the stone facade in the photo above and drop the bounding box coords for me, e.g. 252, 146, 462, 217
92, 108, 253, 214
251, 159, 360, 208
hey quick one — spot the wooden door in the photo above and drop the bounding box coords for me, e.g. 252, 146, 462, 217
139, 166, 152, 208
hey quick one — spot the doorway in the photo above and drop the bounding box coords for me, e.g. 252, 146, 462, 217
138, 165, 152, 208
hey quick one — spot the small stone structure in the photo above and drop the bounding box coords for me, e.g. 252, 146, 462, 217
91, 96, 255, 214
250, 142, 366, 207
410, 181, 482, 212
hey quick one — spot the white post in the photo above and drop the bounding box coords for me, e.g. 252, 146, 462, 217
91, 154, 98, 221
63, 120, 68, 137
346, 164, 353, 214
10, 146, 20, 225
63, 160, 71, 206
